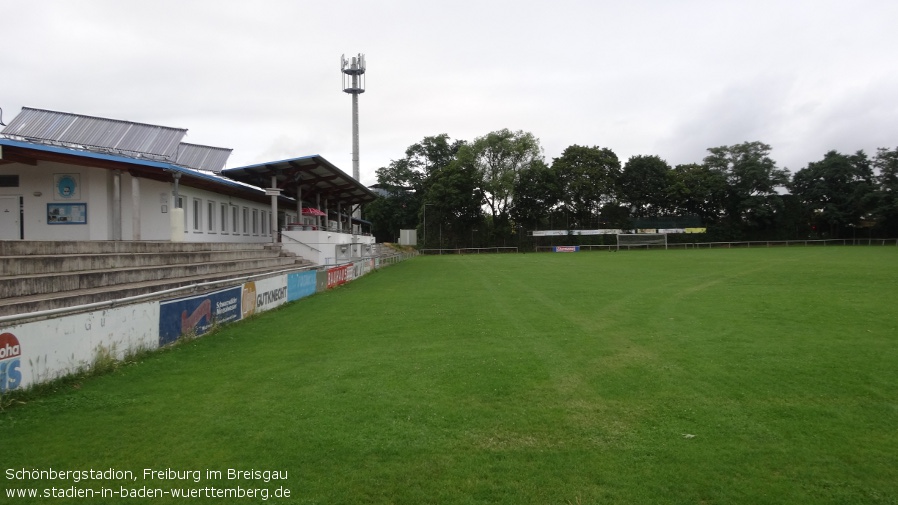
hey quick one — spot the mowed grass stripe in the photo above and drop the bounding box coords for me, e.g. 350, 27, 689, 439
1, 247, 896, 504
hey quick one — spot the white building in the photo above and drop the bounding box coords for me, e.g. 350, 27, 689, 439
0, 107, 377, 263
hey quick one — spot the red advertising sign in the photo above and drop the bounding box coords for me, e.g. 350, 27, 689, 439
327, 265, 351, 289
0, 332, 22, 392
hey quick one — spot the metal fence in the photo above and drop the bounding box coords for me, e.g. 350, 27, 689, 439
534, 238, 898, 253
420, 247, 519, 255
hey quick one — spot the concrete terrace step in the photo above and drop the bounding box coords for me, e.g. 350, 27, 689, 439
0, 256, 300, 298
0, 248, 290, 276
0, 263, 315, 317
0, 240, 279, 256
0, 241, 314, 317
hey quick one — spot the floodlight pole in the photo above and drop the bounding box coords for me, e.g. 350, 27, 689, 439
341, 53, 366, 219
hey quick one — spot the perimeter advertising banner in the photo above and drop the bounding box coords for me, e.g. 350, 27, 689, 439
533, 230, 622, 236
1, 303, 159, 390
553, 246, 580, 252
158, 287, 242, 346
0, 332, 23, 393
327, 265, 351, 289
316, 270, 328, 292
288, 270, 317, 302
243, 276, 289, 318
354, 259, 373, 278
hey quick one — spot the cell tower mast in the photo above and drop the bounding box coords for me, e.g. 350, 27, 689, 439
341, 53, 366, 183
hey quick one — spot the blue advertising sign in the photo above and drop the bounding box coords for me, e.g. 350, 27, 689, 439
553, 246, 580, 252
159, 286, 242, 346
287, 270, 318, 302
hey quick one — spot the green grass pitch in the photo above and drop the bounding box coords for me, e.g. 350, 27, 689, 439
2, 247, 897, 504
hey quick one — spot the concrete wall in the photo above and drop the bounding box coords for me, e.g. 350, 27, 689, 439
281, 230, 376, 265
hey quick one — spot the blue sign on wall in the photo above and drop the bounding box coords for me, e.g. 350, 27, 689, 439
288, 270, 318, 302
159, 287, 242, 346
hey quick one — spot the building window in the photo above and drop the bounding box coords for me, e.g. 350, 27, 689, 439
242, 207, 249, 235
178, 197, 187, 232
261, 211, 268, 236
231, 206, 239, 234
220, 203, 228, 234
0, 175, 19, 187
207, 201, 216, 232
252, 209, 259, 235
193, 199, 202, 232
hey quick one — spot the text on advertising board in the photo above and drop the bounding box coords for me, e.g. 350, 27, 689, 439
0, 332, 22, 392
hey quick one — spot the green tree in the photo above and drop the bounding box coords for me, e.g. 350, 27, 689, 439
510, 160, 561, 230
789, 150, 876, 238
368, 154, 422, 243
618, 155, 672, 218
405, 134, 465, 182
369, 134, 463, 244
375, 134, 463, 194
703, 141, 789, 233
364, 190, 417, 243
872, 147, 898, 235
667, 163, 728, 224
420, 158, 482, 248
553, 145, 621, 229
462, 129, 543, 222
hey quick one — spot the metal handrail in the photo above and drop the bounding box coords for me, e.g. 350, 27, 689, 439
280, 232, 322, 253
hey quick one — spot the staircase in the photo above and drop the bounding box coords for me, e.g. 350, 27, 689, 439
0, 241, 314, 317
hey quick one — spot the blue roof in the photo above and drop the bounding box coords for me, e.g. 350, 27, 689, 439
0, 137, 285, 201
1, 137, 174, 169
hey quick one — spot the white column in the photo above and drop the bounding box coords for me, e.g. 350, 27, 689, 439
296, 181, 302, 221
131, 175, 141, 240
112, 170, 122, 241
270, 175, 279, 244
170, 173, 184, 242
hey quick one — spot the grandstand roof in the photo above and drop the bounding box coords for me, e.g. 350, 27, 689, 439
222, 155, 378, 208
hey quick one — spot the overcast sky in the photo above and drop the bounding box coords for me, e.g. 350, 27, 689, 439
4, 0, 897, 185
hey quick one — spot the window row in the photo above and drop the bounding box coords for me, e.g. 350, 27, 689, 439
176, 197, 270, 236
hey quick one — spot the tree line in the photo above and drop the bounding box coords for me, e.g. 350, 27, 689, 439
363, 129, 898, 248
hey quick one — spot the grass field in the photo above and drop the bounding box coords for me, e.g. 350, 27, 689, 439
2, 247, 897, 504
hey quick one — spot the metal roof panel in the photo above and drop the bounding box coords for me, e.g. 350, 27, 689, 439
1, 107, 187, 160
176, 143, 232, 173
